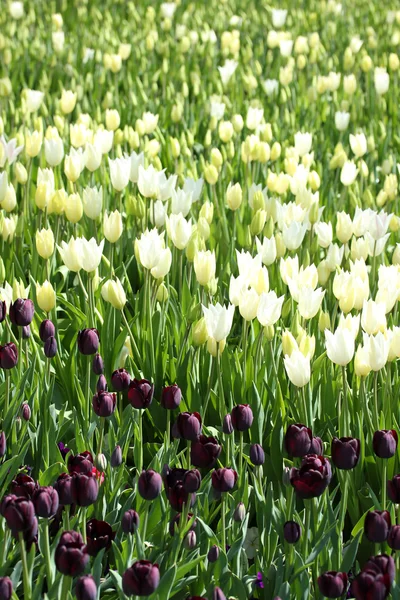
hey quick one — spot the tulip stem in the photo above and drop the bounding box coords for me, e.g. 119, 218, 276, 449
110, 243, 114, 279
341, 366, 349, 436
242, 319, 249, 390
98, 418, 105, 454
86, 355, 91, 426
337, 473, 348, 570
221, 494, 226, 554
187, 441, 191, 469
138, 410, 143, 474
121, 310, 142, 375
60, 575, 71, 600
374, 371, 380, 430
4, 369, 10, 416
142, 507, 149, 546
239, 432, 244, 482
216, 346, 225, 422
381, 460, 387, 509
81, 507, 87, 544
19, 533, 32, 600
42, 520, 53, 588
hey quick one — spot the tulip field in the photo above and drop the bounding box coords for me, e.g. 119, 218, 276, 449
1, 0, 400, 598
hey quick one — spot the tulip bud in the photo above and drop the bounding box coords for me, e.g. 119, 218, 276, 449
32, 486, 59, 518
208, 545, 220, 562
192, 318, 208, 346
15, 162, 27, 184
78, 329, 100, 355
111, 368, 131, 391
110, 445, 122, 468
233, 502, 246, 522
122, 509, 140, 534
184, 530, 197, 550
364, 510, 391, 543
10, 299, 34, 327
213, 588, 227, 600
55, 531, 89, 576
0, 432, 6, 457
39, 319, 55, 342
222, 414, 233, 434
0, 578, 13, 600
37, 281, 56, 313
373, 430, 398, 458
44, 336, 57, 358
161, 384, 182, 409
317, 572, 348, 599
0, 343, 18, 369
21, 404, 31, 421
250, 443, 265, 465
283, 520, 301, 544
76, 576, 97, 600
138, 470, 162, 500
231, 404, 253, 431
122, 561, 160, 597
97, 375, 107, 393
92, 353, 104, 376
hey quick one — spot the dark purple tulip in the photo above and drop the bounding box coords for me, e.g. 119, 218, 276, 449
92, 353, 104, 376
331, 437, 360, 470
183, 469, 201, 493
174, 412, 202, 441
77, 328, 100, 355
191, 435, 221, 468
0, 342, 18, 369
250, 443, 265, 465
44, 336, 57, 358
68, 451, 94, 475
309, 436, 323, 455
0, 495, 17, 517
213, 588, 226, 600
317, 571, 348, 598
10, 298, 34, 326
72, 473, 99, 507
32, 486, 59, 518
388, 526, 400, 550
128, 378, 154, 409
22, 403, 31, 421
161, 384, 182, 409
222, 414, 233, 434
22, 325, 31, 339
55, 530, 89, 576
92, 391, 116, 417
54, 473, 75, 505
122, 560, 160, 597
2, 497, 37, 538
111, 445, 122, 468
75, 575, 97, 600
211, 468, 238, 493
169, 512, 197, 536
0, 577, 12, 600
11, 473, 37, 498
168, 482, 195, 512
138, 470, 162, 500
234, 502, 246, 522
364, 554, 395, 584
364, 511, 391, 543
388, 475, 400, 503
208, 544, 219, 562
57, 442, 71, 460
290, 455, 332, 499
111, 368, 131, 391
351, 569, 391, 600
122, 509, 140, 534
283, 520, 301, 544
97, 375, 108, 392
373, 430, 398, 459
0, 301, 6, 323
184, 530, 197, 549
284, 424, 312, 457
86, 518, 115, 556
231, 404, 253, 431
39, 319, 55, 342
0, 432, 6, 457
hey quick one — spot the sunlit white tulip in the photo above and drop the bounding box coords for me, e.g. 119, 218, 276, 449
202, 302, 235, 342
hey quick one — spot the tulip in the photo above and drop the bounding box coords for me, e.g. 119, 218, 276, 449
194, 251, 216, 287
111, 369, 130, 391
54, 473, 75, 505
231, 404, 253, 431
325, 327, 355, 366
110, 445, 122, 468
2, 497, 38, 541
290, 455, 332, 499
373, 430, 398, 458
44, 137, 64, 167
388, 475, 400, 503
183, 469, 202, 493
167, 214, 192, 250
32, 486, 59, 518
82, 186, 102, 219
202, 302, 234, 342
101, 278, 126, 310
72, 473, 99, 507
9, 298, 34, 327
37, 281, 56, 313
0, 578, 12, 600
364, 554, 395, 584
283, 521, 302, 544
284, 350, 311, 387
86, 518, 115, 556
57, 237, 83, 272
351, 569, 391, 600
128, 378, 154, 409
0, 343, 18, 369
331, 437, 360, 470
138, 470, 162, 500
284, 424, 312, 457
77, 328, 100, 355
44, 336, 57, 358
36, 229, 55, 259
11, 473, 37, 498
92, 391, 116, 417
0, 432, 6, 457
364, 511, 391, 543
317, 572, 348, 598
55, 530, 89, 576
250, 443, 265, 465
213, 588, 227, 600
161, 384, 182, 409
122, 561, 160, 597
75, 576, 97, 600
191, 435, 221, 468
39, 319, 55, 342
60, 90, 77, 114
104, 210, 123, 243
208, 545, 220, 562
97, 375, 108, 392
122, 510, 140, 534
211, 468, 238, 492
92, 354, 104, 376
388, 526, 400, 550
174, 412, 202, 441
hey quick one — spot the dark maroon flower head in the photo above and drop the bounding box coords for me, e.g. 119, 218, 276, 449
388, 526, 400, 550
161, 384, 182, 410
373, 430, 398, 459
72, 473, 99, 507
86, 518, 115, 556
128, 378, 154, 409
213, 588, 226, 600
331, 437, 360, 470
68, 451, 94, 475
92, 353, 104, 376
22, 403, 31, 421
284, 424, 312, 457
317, 571, 348, 598
351, 569, 391, 600
0, 342, 18, 369
387, 475, 400, 503
92, 391, 117, 417
122, 560, 160, 597
55, 530, 89, 576
39, 319, 55, 342
122, 509, 140, 534
0, 494, 17, 517
11, 473, 37, 498
111, 368, 131, 392
309, 436, 323, 455
283, 520, 301, 544
191, 435, 221, 468
184, 529, 197, 549
75, 575, 97, 600
250, 443, 265, 465
44, 336, 57, 358
22, 325, 31, 339
97, 375, 108, 392
138, 470, 162, 500
364, 554, 395, 584
169, 483, 196, 512
77, 328, 100, 355
231, 404, 253, 431
0, 301, 6, 324
0, 577, 12, 600
364, 511, 391, 543
111, 445, 122, 468
169, 512, 197, 536
2, 496, 38, 542
57, 442, 71, 460
54, 473, 74, 505
222, 414, 233, 434
211, 468, 238, 493
290, 454, 332, 499
208, 544, 220, 563
0, 431, 5, 457
234, 502, 246, 522
10, 298, 34, 327
174, 412, 202, 441
183, 469, 202, 493
32, 486, 59, 518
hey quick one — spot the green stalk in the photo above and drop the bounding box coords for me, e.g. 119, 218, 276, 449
19, 533, 32, 600
337, 473, 348, 570
81, 507, 87, 544
42, 520, 53, 588
221, 494, 226, 554
381, 460, 387, 509
4, 369, 10, 416
138, 410, 143, 475
60, 575, 71, 600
